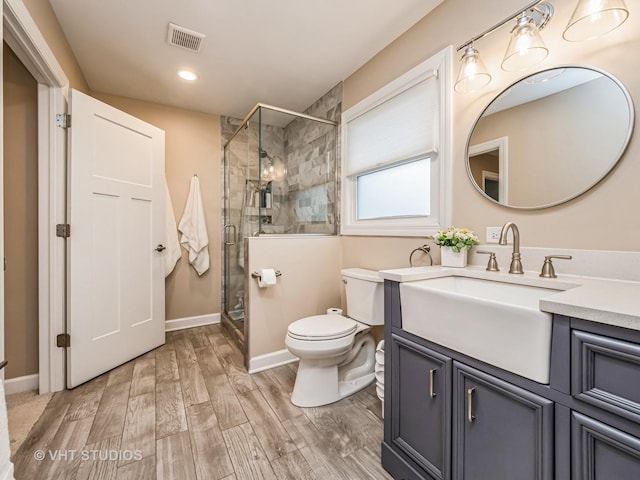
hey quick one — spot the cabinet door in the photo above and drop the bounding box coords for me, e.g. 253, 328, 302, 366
391, 334, 452, 480
453, 363, 554, 480
572, 411, 640, 480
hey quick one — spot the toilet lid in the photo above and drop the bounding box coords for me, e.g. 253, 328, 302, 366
288, 315, 358, 341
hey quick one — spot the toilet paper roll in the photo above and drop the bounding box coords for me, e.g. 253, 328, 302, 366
327, 308, 343, 315
375, 349, 385, 365
258, 268, 277, 288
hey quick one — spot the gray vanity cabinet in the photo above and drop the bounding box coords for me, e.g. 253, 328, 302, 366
452, 363, 554, 480
388, 335, 554, 480
382, 280, 640, 480
391, 334, 452, 480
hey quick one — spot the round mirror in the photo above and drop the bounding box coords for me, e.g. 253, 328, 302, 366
466, 66, 634, 209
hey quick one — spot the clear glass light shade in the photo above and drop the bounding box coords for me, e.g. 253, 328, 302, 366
454, 46, 492, 93
563, 0, 629, 41
501, 16, 549, 71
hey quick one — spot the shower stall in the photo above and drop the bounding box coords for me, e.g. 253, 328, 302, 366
222, 103, 338, 351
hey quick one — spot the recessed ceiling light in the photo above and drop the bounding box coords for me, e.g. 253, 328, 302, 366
178, 70, 198, 81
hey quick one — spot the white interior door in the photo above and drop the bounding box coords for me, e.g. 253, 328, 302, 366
67, 89, 165, 388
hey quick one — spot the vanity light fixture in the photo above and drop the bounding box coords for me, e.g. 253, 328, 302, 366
178, 70, 198, 81
454, 45, 492, 93
454, 1, 554, 92
563, 0, 629, 41
501, 9, 551, 71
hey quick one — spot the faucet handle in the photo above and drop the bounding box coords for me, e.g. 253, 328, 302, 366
539, 255, 572, 278
476, 250, 500, 272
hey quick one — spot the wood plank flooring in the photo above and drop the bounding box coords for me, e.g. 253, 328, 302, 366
12, 324, 391, 480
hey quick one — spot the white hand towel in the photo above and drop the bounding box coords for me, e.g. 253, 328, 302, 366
164, 178, 182, 277
178, 176, 210, 275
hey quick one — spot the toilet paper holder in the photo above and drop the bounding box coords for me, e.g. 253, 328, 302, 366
251, 270, 282, 280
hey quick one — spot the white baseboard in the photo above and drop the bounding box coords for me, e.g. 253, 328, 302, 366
248, 349, 298, 374
4, 374, 39, 395
165, 313, 220, 332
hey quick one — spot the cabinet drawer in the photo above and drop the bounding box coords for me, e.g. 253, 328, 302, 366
571, 411, 640, 480
572, 330, 640, 421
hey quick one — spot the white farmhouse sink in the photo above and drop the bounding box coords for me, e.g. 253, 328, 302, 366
400, 276, 562, 384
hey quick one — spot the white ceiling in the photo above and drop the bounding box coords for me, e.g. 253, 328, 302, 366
49, 0, 444, 120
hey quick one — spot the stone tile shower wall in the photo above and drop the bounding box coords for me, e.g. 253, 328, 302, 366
256, 124, 287, 234
284, 83, 342, 234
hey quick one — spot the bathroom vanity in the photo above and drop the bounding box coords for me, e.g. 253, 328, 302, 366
380, 267, 640, 480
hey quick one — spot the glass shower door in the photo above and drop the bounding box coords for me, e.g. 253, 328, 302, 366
223, 131, 247, 338
223, 116, 260, 345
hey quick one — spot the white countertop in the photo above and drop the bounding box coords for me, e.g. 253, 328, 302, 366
379, 265, 640, 331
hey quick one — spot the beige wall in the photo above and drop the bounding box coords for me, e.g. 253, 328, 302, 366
3, 43, 39, 379
342, 0, 640, 265
469, 153, 498, 192
247, 237, 342, 361
22, 0, 89, 92
94, 93, 221, 320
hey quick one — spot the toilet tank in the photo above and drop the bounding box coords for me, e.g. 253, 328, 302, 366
341, 268, 384, 326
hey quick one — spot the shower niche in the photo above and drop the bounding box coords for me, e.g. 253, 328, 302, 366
222, 102, 339, 352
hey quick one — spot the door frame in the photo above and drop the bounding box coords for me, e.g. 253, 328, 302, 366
3, 0, 68, 392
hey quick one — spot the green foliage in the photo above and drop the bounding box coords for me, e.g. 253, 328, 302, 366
429, 227, 479, 253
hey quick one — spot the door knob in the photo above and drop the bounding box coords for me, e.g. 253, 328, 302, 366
155, 244, 166, 252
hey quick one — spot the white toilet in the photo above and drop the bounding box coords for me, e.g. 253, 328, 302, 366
285, 268, 384, 407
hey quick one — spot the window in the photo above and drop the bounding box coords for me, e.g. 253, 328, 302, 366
341, 47, 452, 236
356, 159, 430, 219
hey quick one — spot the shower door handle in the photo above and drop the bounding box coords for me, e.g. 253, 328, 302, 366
224, 224, 237, 245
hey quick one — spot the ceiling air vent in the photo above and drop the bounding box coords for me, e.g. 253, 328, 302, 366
167, 23, 206, 53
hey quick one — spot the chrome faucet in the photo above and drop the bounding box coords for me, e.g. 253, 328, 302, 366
499, 222, 523, 274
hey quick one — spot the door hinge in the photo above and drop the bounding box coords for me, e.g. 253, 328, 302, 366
56, 333, 70, 348
56, 224, 71, 238
56, 113, 71, 129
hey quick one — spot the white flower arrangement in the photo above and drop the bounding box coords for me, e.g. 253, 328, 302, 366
430, 227, 479, 253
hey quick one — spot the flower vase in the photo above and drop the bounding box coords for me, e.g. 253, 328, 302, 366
440, 247, 467, 268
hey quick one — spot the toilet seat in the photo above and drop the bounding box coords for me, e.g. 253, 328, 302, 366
287, 314, 357, 341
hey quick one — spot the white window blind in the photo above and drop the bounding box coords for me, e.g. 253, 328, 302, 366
340, 47, 452, 237
345, 73, 438, 177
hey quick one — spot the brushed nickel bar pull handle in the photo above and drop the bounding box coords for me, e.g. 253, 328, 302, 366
429, 369, 437, 398
467, 387, 475, 423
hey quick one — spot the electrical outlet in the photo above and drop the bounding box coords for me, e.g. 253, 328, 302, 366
486, 227, 502, 243
486, 226, 513, 244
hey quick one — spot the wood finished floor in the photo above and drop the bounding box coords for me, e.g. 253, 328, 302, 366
12, 324, 391, 480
